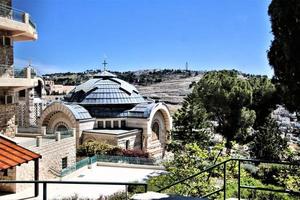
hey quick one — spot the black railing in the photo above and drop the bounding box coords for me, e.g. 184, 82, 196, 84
157, 158, 300, 200
0, 3, 36, 30
0, 180, 147, 200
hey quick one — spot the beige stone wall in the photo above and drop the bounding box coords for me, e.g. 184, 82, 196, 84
127, 118, 148, 150
0, 103, 16, 137
82, 131, 142, 150
14, 136, 76, 192
82, 132, 117, 146
0, 167, 16, 193
117, 133, 142, 150
77, 120, 94, 146
29, 136, 76, 179
15, 161, 34, 192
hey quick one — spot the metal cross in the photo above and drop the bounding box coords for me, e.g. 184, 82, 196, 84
102, 60, 108, 71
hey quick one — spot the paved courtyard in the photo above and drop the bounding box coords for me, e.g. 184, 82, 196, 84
0, 164, 164, 200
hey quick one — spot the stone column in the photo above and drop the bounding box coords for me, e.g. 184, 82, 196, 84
36, 136, 42, 147
55, 131, 61, 141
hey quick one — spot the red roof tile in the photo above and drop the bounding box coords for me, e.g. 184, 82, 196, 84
0, 136, 41, 170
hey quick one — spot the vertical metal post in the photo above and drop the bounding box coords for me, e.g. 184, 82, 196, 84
34, 159, 39, 197
223, 162, 226, 200
238, 160, 241, 200
43, 182, 47, 200
145, 184, 148, 193
125, 185, 128, 200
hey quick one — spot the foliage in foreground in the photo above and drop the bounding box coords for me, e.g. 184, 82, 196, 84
148, 142, 300, 199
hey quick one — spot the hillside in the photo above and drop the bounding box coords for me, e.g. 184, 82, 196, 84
137, 74, 203, 114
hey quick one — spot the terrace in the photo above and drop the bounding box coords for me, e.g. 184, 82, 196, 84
0, 4, 37, 41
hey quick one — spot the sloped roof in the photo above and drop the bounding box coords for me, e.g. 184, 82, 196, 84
64, 104, 92, 120
0, 135, 41, 170
65, 72, 146, 105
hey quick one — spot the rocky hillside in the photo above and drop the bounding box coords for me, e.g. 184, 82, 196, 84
136, 74, 203, 114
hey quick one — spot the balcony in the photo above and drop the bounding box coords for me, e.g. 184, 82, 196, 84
0, 4, 37, 41
0, 64, 39, 90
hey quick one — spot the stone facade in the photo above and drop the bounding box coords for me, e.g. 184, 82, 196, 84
82, 129, 142, 150
0, 29, 14, 78
0, 103, 16, 137
13, 134, 76, 192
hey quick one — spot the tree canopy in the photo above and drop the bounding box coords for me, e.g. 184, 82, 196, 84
171, 70, 280, 151
268, 0, 300, 115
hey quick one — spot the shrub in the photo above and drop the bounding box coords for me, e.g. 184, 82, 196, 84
106, 192, 127, 200
77, 141, 121, 157
121, 149, 149, 158
77, 141, 149, 158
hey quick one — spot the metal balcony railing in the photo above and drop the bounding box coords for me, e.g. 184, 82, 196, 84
0, 64, 13, 77
0, 3, 36, 30
0, 180, 148, 200
157, 158, 300, 200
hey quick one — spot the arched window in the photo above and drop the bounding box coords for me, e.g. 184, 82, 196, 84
55, 124, 68, 132
125, 140, 130, 149
152, 122, 160, 141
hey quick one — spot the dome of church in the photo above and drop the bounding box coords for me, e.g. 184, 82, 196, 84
64, 71, 146, 105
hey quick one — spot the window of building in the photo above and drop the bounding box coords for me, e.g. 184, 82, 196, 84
62, 157, 68, 169
121, 120, 126, 128
152, 122, 160, 141
125, 140, 130, 150
19, 90, 26, 98
105, 121, 111, 129
3, 169, 8, 176
0, 36, 12, 46
113, 120, 119, 128
98, 121, 104, 129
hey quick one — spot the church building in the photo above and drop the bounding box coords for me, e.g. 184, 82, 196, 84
39, 64, 172, 158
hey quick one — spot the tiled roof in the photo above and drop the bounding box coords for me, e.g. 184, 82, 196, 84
0, 135, 41, 170
65, 104, 92, 120
65, 73, 146, 105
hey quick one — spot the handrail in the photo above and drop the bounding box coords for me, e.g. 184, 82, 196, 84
157, 158, 300, 199
156, 159, 230, 192
0, 180, 148, 200
0, 3, 36, 29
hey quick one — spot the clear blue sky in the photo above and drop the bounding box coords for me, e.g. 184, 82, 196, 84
14, 0, 273, 75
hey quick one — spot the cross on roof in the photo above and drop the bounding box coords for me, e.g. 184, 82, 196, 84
102, 59, 108, 71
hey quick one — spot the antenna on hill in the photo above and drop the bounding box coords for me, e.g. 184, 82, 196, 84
185, 62, 189, 71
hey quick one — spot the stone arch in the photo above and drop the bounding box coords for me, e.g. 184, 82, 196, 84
39, 102, 77, 134
147, 103, 172, 157
149, 103, 172, 136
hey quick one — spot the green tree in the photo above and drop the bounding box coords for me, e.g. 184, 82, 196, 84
248, 76, 279, 129
268, 0, 300, 116
192, 70, 255, 148
251, 118, 288, 160
170, 94, 211, 149
148, 143, 227, 197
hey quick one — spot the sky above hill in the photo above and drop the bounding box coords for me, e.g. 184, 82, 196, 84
14, 0, 273, 76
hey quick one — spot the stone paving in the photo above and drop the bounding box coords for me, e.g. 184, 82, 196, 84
0, 163, 164, 200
